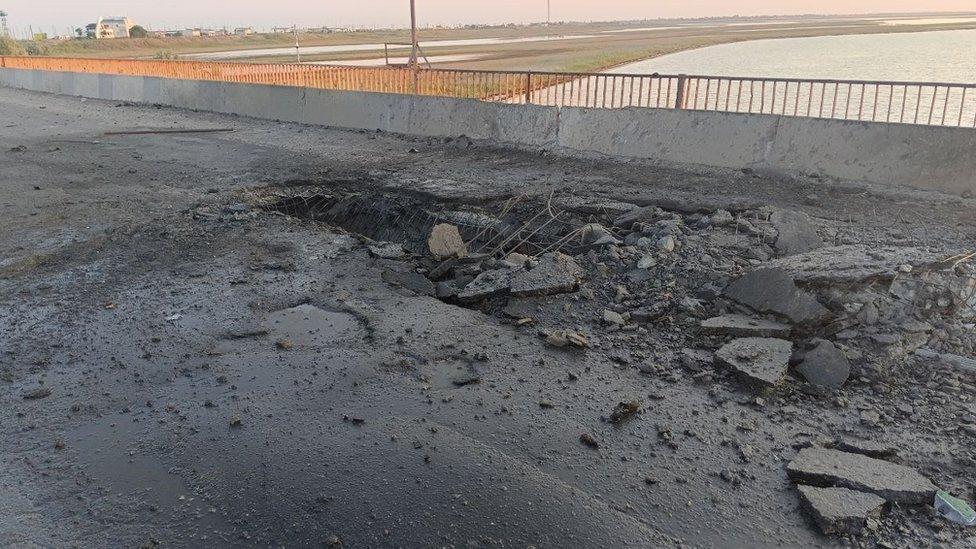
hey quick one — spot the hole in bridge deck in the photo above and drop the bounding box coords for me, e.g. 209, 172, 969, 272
261, 187, 590, 259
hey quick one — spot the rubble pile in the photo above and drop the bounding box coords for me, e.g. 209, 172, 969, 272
396, 198, 973, 538
398, 200, 974, 396
267, 186, 975, 541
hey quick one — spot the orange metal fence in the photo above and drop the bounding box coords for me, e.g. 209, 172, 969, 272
3, 56, 976, 127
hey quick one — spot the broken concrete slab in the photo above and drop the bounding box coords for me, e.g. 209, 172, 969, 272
795, 339, 851, 389
510, 252, 582, 297
427, 223, 468, 260
796, 485, 886, 536
826, 438, 899, 460
701, 314, 792, 338
457, 269, 512, 301
724, 268, 831, 325
768, 245, 948, 285
715, 337, 793, 387
787, 448, 937, 504
770, 209, 823, 256
381, 269, 436, 296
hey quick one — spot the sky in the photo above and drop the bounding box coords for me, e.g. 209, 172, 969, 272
4, 1, 976, 36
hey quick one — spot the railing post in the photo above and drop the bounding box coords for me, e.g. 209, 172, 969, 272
674, 74, 687, 109
524, 72, 532, 104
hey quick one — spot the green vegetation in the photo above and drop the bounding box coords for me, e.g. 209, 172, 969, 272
152, 50, 178, 60
0, 36, 26, 56
23, 41, 49, 56
129, 25, 149, 39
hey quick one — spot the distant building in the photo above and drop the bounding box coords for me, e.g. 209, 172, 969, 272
180, 28, 201, 37
85, 16, 135, 39
234, 27, 254, 36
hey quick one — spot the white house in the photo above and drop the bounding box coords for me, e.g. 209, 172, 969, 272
86, 16, 135, 39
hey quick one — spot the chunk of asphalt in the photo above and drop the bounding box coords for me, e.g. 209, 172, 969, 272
795, 339, 851, 388
770, 209, 823, 256
510, 252, 582, 297
796, 485, 886, 536
700, 314, 792, 338
787, 448, 937, 504
723, 267, 831, 325
714, 337, 793, 387
457, 269, 513, 302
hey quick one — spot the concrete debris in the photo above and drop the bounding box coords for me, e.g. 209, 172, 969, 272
636, 255, 656, 269
427, 223, 468, 259
795, 339, 851, 388
715, 337, 793, 387
787, 448, 937, 504
608, 400, 640, 424
381, 269, 436, 296
768, 245, 947, 284
796, 485, 886, 535
542, 329, 589, 349
22, 387, 52, 400
770, 209, 823, 256
451, 370, 481, 387
915, 349, 976, 375
580, 223, 621, 246
510, 252, 582, 297
710, 209, 734, 227
612, 205, 660, 229
457, 269, 513, 301
657, 235, 676, 253
579, 433, 600, 449
826, 438, 899, 460
504, 252, 532, 269
602, 309, 626, 326
724, 268, 831, 325
435, 281, 460, 299
700, 314, 792, 338
368, 242, 406, 259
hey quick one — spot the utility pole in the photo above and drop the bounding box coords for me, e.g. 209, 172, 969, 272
293, 25, 301, 63
408, 0, 418, 69
547, 0, 551, 27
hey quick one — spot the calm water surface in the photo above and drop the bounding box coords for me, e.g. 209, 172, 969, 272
610, 29, 976, 83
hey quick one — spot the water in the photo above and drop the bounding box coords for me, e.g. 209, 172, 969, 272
524, 29, 976, 126
609, 29, 976, 83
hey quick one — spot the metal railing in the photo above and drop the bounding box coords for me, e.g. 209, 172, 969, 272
3, 56, 976, 128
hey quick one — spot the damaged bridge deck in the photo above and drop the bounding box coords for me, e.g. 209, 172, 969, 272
1, 86, 976, 548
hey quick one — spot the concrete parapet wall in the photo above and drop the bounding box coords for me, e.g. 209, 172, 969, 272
558, 105, 976, 195
2, 68, 973, 195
